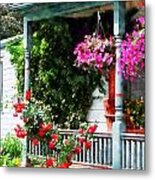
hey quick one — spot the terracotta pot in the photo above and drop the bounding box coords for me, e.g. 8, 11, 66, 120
103, 67, 115, 131
124, 114, 145, 134
126, 128, 145, 134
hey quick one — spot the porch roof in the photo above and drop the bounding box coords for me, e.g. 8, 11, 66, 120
9, 1, 143, 21
9, 2, 112, 21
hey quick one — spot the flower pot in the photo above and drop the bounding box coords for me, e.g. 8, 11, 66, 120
103, 67, 115, 131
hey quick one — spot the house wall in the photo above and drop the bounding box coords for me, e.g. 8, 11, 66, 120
0, 36, 22, 139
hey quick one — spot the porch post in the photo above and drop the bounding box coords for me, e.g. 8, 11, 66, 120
22, 17, 32, 167
24, 17, 32, 94
112, 1, 125, 169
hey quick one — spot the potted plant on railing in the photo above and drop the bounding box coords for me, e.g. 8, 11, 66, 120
123, 97, 145, 134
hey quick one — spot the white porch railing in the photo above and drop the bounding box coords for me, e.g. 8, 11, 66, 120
27, 130, 145, 170
121, 133, 145, 170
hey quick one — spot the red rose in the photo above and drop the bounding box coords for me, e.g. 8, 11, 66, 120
14, 102, 25, 113
48, 141, 55, 150
57, 162, 71, 168
87, 124, 97, 134
41, 123, 52, 132
84, 141, 91, 149
78, 128, 84, 134
45, 123, 52, 132
32, 138, 39, 146
51, 134, 58, 142
77, 137, 85, 144
46, 158, 53, 168
74, 146, 81, 154
38, 129, 45, 137
14, 125, 27, 139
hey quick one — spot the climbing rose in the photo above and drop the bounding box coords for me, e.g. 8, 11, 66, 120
40, 122, 52, 132
14, 124, 27, 138
74, 146, 81, 154
77, 137, 86, 144
46, 158, 54, 168
57, 162, 72, 168
84, 141, 92, 149
78, 128, 84, 134
51, 134, 59, 142
32, 138, 39, 146
13, 102, 25, 113
87, 124, 97, 134
38, 129, 45, 138
48, 141, 55, 150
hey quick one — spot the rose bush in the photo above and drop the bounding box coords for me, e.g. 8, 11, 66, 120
13, 90, 98, 168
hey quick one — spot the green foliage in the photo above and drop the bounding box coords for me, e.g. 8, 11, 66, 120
0, 134, 23, 167
7, 39, 24, 95
7, 19, 104, 129
124, 98, 145, 128
0, 4, 22, 40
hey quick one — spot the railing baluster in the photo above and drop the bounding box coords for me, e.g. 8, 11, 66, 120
103, 138, 107, 164
101, 137, 104, 165
99, 138, 102, 164
97, 137, 100, 164
142, 141, 145, 170
131, 140, 136, 169
137, 141, 141, 170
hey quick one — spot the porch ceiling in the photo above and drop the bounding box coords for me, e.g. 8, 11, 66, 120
9, 2, 112, 21
9, 1, 144, 21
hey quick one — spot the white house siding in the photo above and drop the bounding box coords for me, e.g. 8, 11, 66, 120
0, 36, 22, 139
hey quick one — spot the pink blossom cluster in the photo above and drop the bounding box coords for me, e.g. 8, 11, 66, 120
73, 34, 115, 71
119, 16, 145, 81
73, 16, 145, 81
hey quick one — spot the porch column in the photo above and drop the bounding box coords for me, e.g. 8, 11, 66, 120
22, 17, 32, 167
112, 1, 125, 169
24, 17, 32, 94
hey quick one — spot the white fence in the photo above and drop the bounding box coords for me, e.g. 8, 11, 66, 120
121, 133, 145, 170
27, 130, 145, 170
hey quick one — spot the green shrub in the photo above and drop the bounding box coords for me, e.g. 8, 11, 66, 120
0, 134, 23, 167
